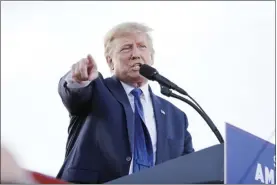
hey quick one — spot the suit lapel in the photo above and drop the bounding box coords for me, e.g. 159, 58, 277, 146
149, 87, 167, 164
105, 76, 135, 155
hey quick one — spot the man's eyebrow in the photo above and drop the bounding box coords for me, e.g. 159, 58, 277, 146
121, 43, 132, 47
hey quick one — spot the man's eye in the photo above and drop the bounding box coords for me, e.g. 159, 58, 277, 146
121, 47, 131, 51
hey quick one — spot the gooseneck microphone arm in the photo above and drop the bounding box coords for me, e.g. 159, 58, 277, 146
160, 86, 224, 144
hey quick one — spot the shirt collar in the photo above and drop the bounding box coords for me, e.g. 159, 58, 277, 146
120, 81, 150, 101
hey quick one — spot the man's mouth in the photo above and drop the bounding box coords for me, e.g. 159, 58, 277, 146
131, 63, 142, 70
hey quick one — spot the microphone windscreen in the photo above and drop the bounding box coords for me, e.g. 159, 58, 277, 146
139, 64, 157, 80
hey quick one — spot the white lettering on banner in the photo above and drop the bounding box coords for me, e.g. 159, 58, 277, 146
255, 163, 275, 184
255, 163, 264, 183
264, 166, 275, 184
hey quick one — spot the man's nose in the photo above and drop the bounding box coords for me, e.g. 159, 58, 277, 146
130, 46, 141, 60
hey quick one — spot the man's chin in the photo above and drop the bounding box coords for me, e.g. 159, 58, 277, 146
129, 73, 146, 82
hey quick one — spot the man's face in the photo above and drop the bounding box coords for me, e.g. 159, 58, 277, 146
108, 32, 153, 84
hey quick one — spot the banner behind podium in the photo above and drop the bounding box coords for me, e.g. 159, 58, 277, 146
226, 123, 275, 184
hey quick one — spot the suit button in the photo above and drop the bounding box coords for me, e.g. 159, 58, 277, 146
126, 156, 132, 162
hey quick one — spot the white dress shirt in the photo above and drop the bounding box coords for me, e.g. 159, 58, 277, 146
65, 72, 157, 174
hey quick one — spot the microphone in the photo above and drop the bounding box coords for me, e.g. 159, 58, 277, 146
139, 64, 205, 112
139, 64, 224, 144
139, 64, 188, 96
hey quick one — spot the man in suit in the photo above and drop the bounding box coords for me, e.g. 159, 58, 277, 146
57, 22, 194, 183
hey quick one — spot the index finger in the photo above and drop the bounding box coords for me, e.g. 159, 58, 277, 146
87, 54, 94, 66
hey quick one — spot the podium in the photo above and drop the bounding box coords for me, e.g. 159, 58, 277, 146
107, 144, 224, 184
106, 123, 275, 184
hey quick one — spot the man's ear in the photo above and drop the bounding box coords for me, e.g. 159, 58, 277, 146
106, 56, 114, 70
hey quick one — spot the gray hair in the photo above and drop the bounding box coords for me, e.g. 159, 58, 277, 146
104, 22, 155, 60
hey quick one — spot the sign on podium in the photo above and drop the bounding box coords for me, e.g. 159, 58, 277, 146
225, 123, 275, 184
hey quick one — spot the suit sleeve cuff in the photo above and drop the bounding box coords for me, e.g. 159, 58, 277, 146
65, 71, 91, 88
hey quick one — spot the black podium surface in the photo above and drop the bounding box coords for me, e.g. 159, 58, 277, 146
107, 144, 224, 184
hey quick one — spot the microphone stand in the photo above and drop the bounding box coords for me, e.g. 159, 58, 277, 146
160, 86, 224, 144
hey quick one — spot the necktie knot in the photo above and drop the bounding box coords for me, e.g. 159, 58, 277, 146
131, 88, 143, 98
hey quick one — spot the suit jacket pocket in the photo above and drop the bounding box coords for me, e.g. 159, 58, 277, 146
63, 168, 99, 184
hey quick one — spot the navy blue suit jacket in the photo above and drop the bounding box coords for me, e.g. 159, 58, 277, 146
57, 73, 194, 183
